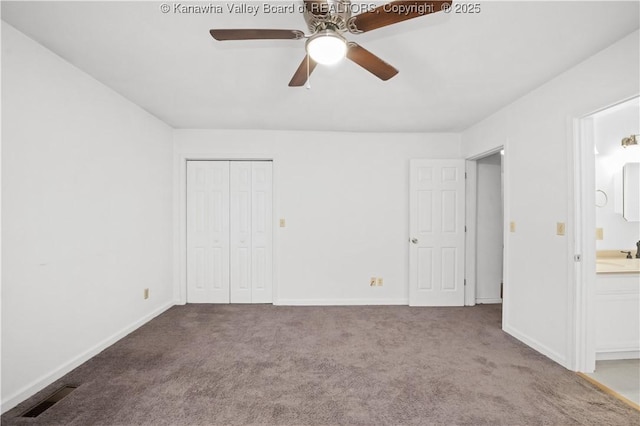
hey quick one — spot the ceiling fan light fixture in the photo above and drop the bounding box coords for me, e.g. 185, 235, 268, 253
306, 30, 346, 65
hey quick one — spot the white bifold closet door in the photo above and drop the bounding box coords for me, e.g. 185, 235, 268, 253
187, 161, 272, 304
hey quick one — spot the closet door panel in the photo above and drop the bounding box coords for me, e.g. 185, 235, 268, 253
186, 161, 230, 303
251, 162, 273, 303
230, 162, 252, 303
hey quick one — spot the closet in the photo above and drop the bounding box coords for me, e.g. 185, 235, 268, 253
186, 161, 273, 303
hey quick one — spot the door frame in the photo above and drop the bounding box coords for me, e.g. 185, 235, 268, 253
571, 95, 639, 372
174, 154, 277, 305
571, 115, 596, 372
465, 145, 509, 328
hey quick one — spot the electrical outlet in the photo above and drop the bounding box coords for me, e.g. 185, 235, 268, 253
376, 277, 383, 286
144, 288, 149, 299
370, 277, 376, 287
279, 218, 286, 227
595, 228, 604, 240
557, 222, 565, 236
509, 221, 516, 232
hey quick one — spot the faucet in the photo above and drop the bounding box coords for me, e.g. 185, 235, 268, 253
621, 251, 632, 259
636, 240, 640, 258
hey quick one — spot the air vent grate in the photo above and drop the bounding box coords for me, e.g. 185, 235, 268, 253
21, 385, 78, 418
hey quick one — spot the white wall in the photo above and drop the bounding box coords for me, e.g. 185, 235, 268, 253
462, 31, 640, 368
174, 130, 460, 305
594, 98, 640, 251
476, 153, 503, 303
1, 23, 174, 411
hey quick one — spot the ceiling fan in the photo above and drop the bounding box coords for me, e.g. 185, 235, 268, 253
209, 0, 452, 86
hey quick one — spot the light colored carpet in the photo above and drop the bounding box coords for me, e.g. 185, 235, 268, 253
3, 304, 639, 425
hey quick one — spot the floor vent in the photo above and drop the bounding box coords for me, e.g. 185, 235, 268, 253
20, 385, 78, 418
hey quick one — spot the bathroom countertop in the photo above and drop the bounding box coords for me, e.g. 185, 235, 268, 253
596, 251, 640, 274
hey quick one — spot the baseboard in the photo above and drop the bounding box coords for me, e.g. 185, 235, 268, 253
476, 298, 503, 304
275, 298, 409, 306
503, 324, 567, 367
1, 301, 175, 414
596, 350, 640, 360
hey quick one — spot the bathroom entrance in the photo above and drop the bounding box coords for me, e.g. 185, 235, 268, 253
573, 96, 639, 404
576, 96, 639, 368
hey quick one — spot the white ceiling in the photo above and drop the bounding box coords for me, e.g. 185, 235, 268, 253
2, 1, 639, 132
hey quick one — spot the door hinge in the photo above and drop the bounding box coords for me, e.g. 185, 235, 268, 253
464, 279, 467, 286
465, 226, 467, 232
465, 172, 467, 179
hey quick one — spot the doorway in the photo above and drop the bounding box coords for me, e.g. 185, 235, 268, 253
475, 153, 504, 304
186, 160, 273, 304
574, 97, 639, 370
573, 96, 639, 407
465, 147, 506, 310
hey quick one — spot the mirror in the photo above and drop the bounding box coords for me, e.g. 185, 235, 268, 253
623, 162, 639, 221
595, 190, 608, 208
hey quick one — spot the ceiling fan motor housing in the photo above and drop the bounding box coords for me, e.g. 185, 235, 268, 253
304, 0, 352, 33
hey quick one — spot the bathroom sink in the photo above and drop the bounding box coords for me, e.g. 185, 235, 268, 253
596, 258, 640, 273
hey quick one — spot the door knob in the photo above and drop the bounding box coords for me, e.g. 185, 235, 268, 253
411, 238, 418, 244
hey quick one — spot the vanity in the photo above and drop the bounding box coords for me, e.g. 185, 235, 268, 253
596, 251, 640, 274
595, 252, 640, 360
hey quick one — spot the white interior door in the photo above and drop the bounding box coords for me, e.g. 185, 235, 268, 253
186, 161, 230, 303
409, 159, 465, 306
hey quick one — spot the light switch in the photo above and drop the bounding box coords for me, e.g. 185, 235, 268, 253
509, 221, 516, 233
557, 222, 565, 236
279, 218, 286, 228
596, 228, 604, 240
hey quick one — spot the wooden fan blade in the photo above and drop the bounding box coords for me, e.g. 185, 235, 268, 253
210, 29, 305, 41
289, 55, 318, 87
346, 42, 398, 81
349, 1, 452, 33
